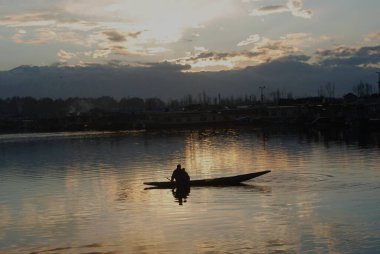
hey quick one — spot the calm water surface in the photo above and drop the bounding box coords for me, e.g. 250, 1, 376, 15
0, 129, 379, 254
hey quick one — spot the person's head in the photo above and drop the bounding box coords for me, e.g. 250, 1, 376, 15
177, 164, 181, 169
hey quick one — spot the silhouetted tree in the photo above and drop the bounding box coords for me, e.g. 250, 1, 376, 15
145, 97, 165, 111
325, 82, 335, 98
95, 96, 118, 112
353, 81, 373, 97
120, 97, 145, 113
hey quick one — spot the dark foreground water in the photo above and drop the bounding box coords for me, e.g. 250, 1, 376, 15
0, 129, 379, 254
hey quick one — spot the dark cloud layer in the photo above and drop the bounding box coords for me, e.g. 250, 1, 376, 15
1, 43, 378, 99
317, 45, 380, 67
186, 51, 256, 62
144, 61, 192, 71
0, 55, 378, 100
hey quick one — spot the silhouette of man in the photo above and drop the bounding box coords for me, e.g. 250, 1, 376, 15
171, 164, 190, 189
171, 164, 182, 183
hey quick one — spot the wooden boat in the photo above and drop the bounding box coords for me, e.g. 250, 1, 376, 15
144, 170, 270, 188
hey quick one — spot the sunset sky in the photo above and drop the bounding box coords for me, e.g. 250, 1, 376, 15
1, 0, 379, 72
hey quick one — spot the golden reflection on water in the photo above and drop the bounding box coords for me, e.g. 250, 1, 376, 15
0, 130, 379, 253
183, 129, 312, 177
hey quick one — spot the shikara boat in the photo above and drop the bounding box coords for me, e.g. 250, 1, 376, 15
144, 170, 270, 188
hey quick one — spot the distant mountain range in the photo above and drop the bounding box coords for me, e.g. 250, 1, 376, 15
0, 59, 378, 99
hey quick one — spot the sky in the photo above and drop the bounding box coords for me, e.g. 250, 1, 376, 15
0, 0, 379, 71
0, 0, 379, 98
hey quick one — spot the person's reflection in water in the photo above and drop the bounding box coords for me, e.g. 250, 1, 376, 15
172, 185, 190, 205
171, 164, 191, 205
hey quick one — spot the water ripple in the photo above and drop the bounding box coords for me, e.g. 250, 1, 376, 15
0, 129, 379, 253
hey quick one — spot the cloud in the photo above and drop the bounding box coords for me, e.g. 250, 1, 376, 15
315, 45, 380, 67
0, 11, 96, 30
146, 47, 170, 54
288, 0, 313, 18
11, 27, 91, 46
128, 31, 143, 38
194, 46, 208, 52
174, 33, 314, 71
1, 58, 378, 100
84, 46, 131, 58
249, 0, 313, 19
315, 45, 358, 58
102, 30, 144, 42
365, 32, 380, 42
11, 28, 55, 44
103, 30, 127, 42
60, 0, 235, 44
83, 44, 156, 59
250, 5, 289, 16
0, 1, 222, 47
84, 48, 111, 59
188, 51, 259, 62
237, 34, 261, 47
0, 12, 66, 26
57, 49, 77, 62
110, 45, 131, 56
0, 1, 241, 69
1, 1, 237, 64
11, 26, 147, 60
173, 49, 271, 72
144, 61, 191, 71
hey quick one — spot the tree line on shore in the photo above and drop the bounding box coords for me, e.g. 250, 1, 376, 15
0, 89, 378, 119
0, 94, 272, 118
0, 91, 379, 133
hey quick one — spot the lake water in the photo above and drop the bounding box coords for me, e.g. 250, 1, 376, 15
0, 128, 379, 254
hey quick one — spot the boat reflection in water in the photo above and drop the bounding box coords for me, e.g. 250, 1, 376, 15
144, 186, 190, 205
172, 186, 191, 205
1, 129, 380, 253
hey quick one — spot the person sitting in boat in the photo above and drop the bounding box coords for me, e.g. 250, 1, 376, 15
181, 168, 190, 185
171, 164, 182, 182
171, 164, 190, 188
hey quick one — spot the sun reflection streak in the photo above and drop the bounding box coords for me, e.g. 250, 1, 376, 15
183, 130, 312, 179
1, 130, 379, 253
